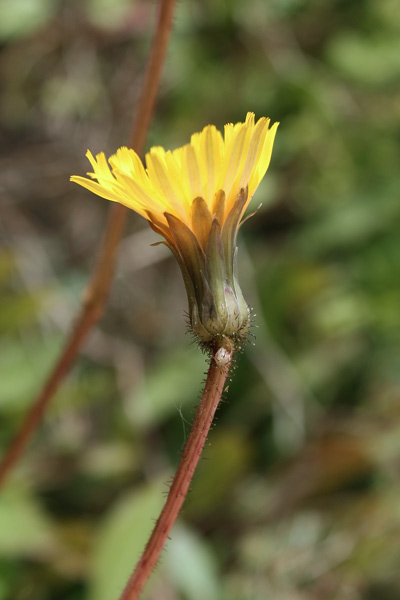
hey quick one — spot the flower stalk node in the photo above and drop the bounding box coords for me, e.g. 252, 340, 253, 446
214, 337, 234, 367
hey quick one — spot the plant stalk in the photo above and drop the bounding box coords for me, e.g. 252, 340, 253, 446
120, 346, 233, 600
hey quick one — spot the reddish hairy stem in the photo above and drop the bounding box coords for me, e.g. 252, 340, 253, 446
120, 349, 232, 600
0, 0, 176, 492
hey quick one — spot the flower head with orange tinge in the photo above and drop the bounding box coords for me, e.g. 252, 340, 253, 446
71, 113, 278, 347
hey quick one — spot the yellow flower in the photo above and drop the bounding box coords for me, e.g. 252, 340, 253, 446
71, 113, 278, 347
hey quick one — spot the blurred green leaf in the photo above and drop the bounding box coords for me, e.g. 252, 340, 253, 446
0, 335, 63, 413
0, 292, 44, 333
88, 480, 166, 600
85, 0, 135, 31
165, 523, 220, 600
327, 32, 400, 86
188, 430, 253, 519
0, 0, 55, 41
0, 484, 57, 556
300, 186, 400, 253
127, 349, 207, 429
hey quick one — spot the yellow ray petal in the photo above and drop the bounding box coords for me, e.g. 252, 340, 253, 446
248, 121, 279, 198
235, 117, 270, 191
145, 150, 189, 224
217, 123, 247, 204
183, 144, 203, 200
70, 176, 147, 218
193, 125, 224, 207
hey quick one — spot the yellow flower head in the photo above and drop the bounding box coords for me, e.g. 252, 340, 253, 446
71, 113, 278, 347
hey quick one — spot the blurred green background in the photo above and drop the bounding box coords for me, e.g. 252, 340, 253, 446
1, 0, 400, 598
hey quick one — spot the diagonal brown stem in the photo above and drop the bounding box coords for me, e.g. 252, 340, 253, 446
0, 0, 177, 492
120, 346, 232, 600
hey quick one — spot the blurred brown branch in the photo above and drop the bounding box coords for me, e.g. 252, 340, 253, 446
0, 0, 177, 492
